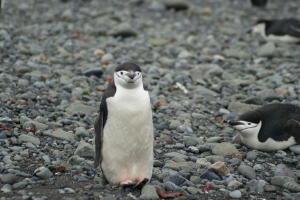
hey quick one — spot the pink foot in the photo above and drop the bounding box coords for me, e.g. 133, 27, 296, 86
119, 179, 135, 186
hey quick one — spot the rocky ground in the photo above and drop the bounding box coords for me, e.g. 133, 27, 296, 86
1, 0, 300, 199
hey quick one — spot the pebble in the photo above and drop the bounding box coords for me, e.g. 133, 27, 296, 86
210, 161, 230, 176
0, 174, 18, 184
289, 145, 300, 154
212, 142, 239, 156
43, 129, 75, 142
74, 140, 95, 159
238, 164, 256, 179
140, 185, 160, 200
34, 167, 53, 179
229, 190, 242, 198
257, 42, 276, 57
1, 184, 12, 193
246, 151, 257, 161
18, 134, 40, 145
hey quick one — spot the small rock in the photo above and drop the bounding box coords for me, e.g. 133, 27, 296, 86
66, 102, 94, 115
229, 190, 242, 199
210, 161, 230, 176
12, 181, 28, 189
140, 185, 159, 200
18, 134, 40, 145
246, 151, 257, 161
101, 53, 114, 63
75, 127, 89, 138
228, 180, 243, 190
212, 142, 239, 156
0, 174, 18, 184
289, 145, 300, 154
238, 164, 256, 179
257, 42, 276, 57
246, 179, 266, 193
224, 49, 249, 59
74, 140, 95, 159
228, 102, 260, 115
43, 129, 75, 142
164, 152, 188, 162
271, 176, 295, 186
68, 155, 85, 165
1, 184, 12, 193
34, 167, 53, 179
200, 169, 222, 181
110, 23, 137, 38
264, 184, 277, 192
274, 164, 295, 179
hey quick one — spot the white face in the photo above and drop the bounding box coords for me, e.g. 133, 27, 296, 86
114, 70, 143, 89
251, 23, 266, 37
231, 120, 262, 137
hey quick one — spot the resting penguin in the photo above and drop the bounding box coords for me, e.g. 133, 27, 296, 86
251, 18, 300, 43
229, 103, 300, 151
94, 62, 154, 187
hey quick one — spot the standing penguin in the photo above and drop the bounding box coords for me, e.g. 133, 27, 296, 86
94, 62, 154, 187
229, 103, 300, 151
251, 18, 300, 43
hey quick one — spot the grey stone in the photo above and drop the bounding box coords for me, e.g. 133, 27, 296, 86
34, 167, 53, 179
12, 181, 28, 189
224, 49, 249, 59
229, 190, 242, 198
110, 23, 137, 38
0, 174, 18, 184
1, 184, 12, 193
228, 102, 260, 115
289, 145, 300, 154
101, 53, 114, 62
66, 102, 95, 115
212, 142, 239, 156
246, 151, 257, 161
271, 176, 295, 186
164, 152, 188, 162
140, 185, 159, 200
74, 140, 95, 159
228, 180, 243, 190
149, 1, 166, 11
238, 164, 256, 179
23, 120, 48, 131
83, 68, 103, 78
163, 0, 189, 11
18, 134, 40, 145
183, 136, 202, 146
68, 155, 85, 165
274, 164, 295, 179
43, 129, 75, 142
246, 179, 266, 193
75, 127, 89, 138
257, 42, 276, 57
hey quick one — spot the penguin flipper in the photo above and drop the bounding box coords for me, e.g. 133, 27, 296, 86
94, 112, 103, 168
283, 119, 300, 143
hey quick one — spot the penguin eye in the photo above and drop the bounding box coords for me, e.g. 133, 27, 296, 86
248, 123, 251, 125
120, 71, 124, 75
136, 72, 140, 76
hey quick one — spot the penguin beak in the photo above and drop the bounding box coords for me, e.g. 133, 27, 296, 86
127, 72, 136, 80
228, 121, 244, 126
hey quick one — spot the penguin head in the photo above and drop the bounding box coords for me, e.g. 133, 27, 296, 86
229, 120, 262, 137
114, 62, 143, 89
251, 19, 270, 37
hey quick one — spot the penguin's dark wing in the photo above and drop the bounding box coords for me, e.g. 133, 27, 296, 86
94, 82, 116, 168
283, 119, 300, 143
287, 19, 300, 37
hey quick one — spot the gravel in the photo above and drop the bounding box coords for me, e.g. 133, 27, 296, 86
1, 0, 300, 199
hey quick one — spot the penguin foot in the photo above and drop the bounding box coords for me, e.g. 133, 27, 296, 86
120, 179, 135, 187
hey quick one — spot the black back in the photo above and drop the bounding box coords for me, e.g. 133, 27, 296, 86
258, 18, 300, 37
239, 103, 300, 142
115, 62, 141, 72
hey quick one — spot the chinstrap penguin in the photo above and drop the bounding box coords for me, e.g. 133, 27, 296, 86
94, 62, 154, 187
229, 103, 300, 151
251, 18, 300, 43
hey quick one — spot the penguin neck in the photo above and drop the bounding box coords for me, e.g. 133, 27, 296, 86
240, 121, 262, 139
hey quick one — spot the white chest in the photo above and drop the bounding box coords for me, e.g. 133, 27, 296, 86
240, 134, 296, 151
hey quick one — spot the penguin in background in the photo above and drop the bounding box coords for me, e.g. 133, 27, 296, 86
229, 103, 300, 151
250, 18, 300, 43
94, 62, 154, 187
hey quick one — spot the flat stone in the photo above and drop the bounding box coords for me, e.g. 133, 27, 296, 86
12, 181, 28, 189
257, 42, 276, 57
74, 140, 95, 159
83, 68, 103, 78
140, 185, 159, 200
228, 102, 260, 115
238, 164, 256, 179
164, 161, 198, 171
212, 142, 239, 156
271, 176, 295, 186
0, 174, 18, 184
274, 164, 296, 179
43, 129, 75, 142
246, 179, 266, 193
66, 102, 95, 115
164, 152, 188, 162
18, 134, 40, 145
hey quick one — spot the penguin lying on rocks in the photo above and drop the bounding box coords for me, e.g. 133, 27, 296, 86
229, 103, 300, 151
250, 18, 300, 43
94, 62, 154, 187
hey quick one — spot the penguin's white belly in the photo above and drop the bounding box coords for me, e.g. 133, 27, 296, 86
101, 92, 153, 184
267, 34, 300, 43
241, 135, 296, 151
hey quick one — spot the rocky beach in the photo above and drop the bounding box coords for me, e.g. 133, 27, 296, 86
1, 0, 300, 199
